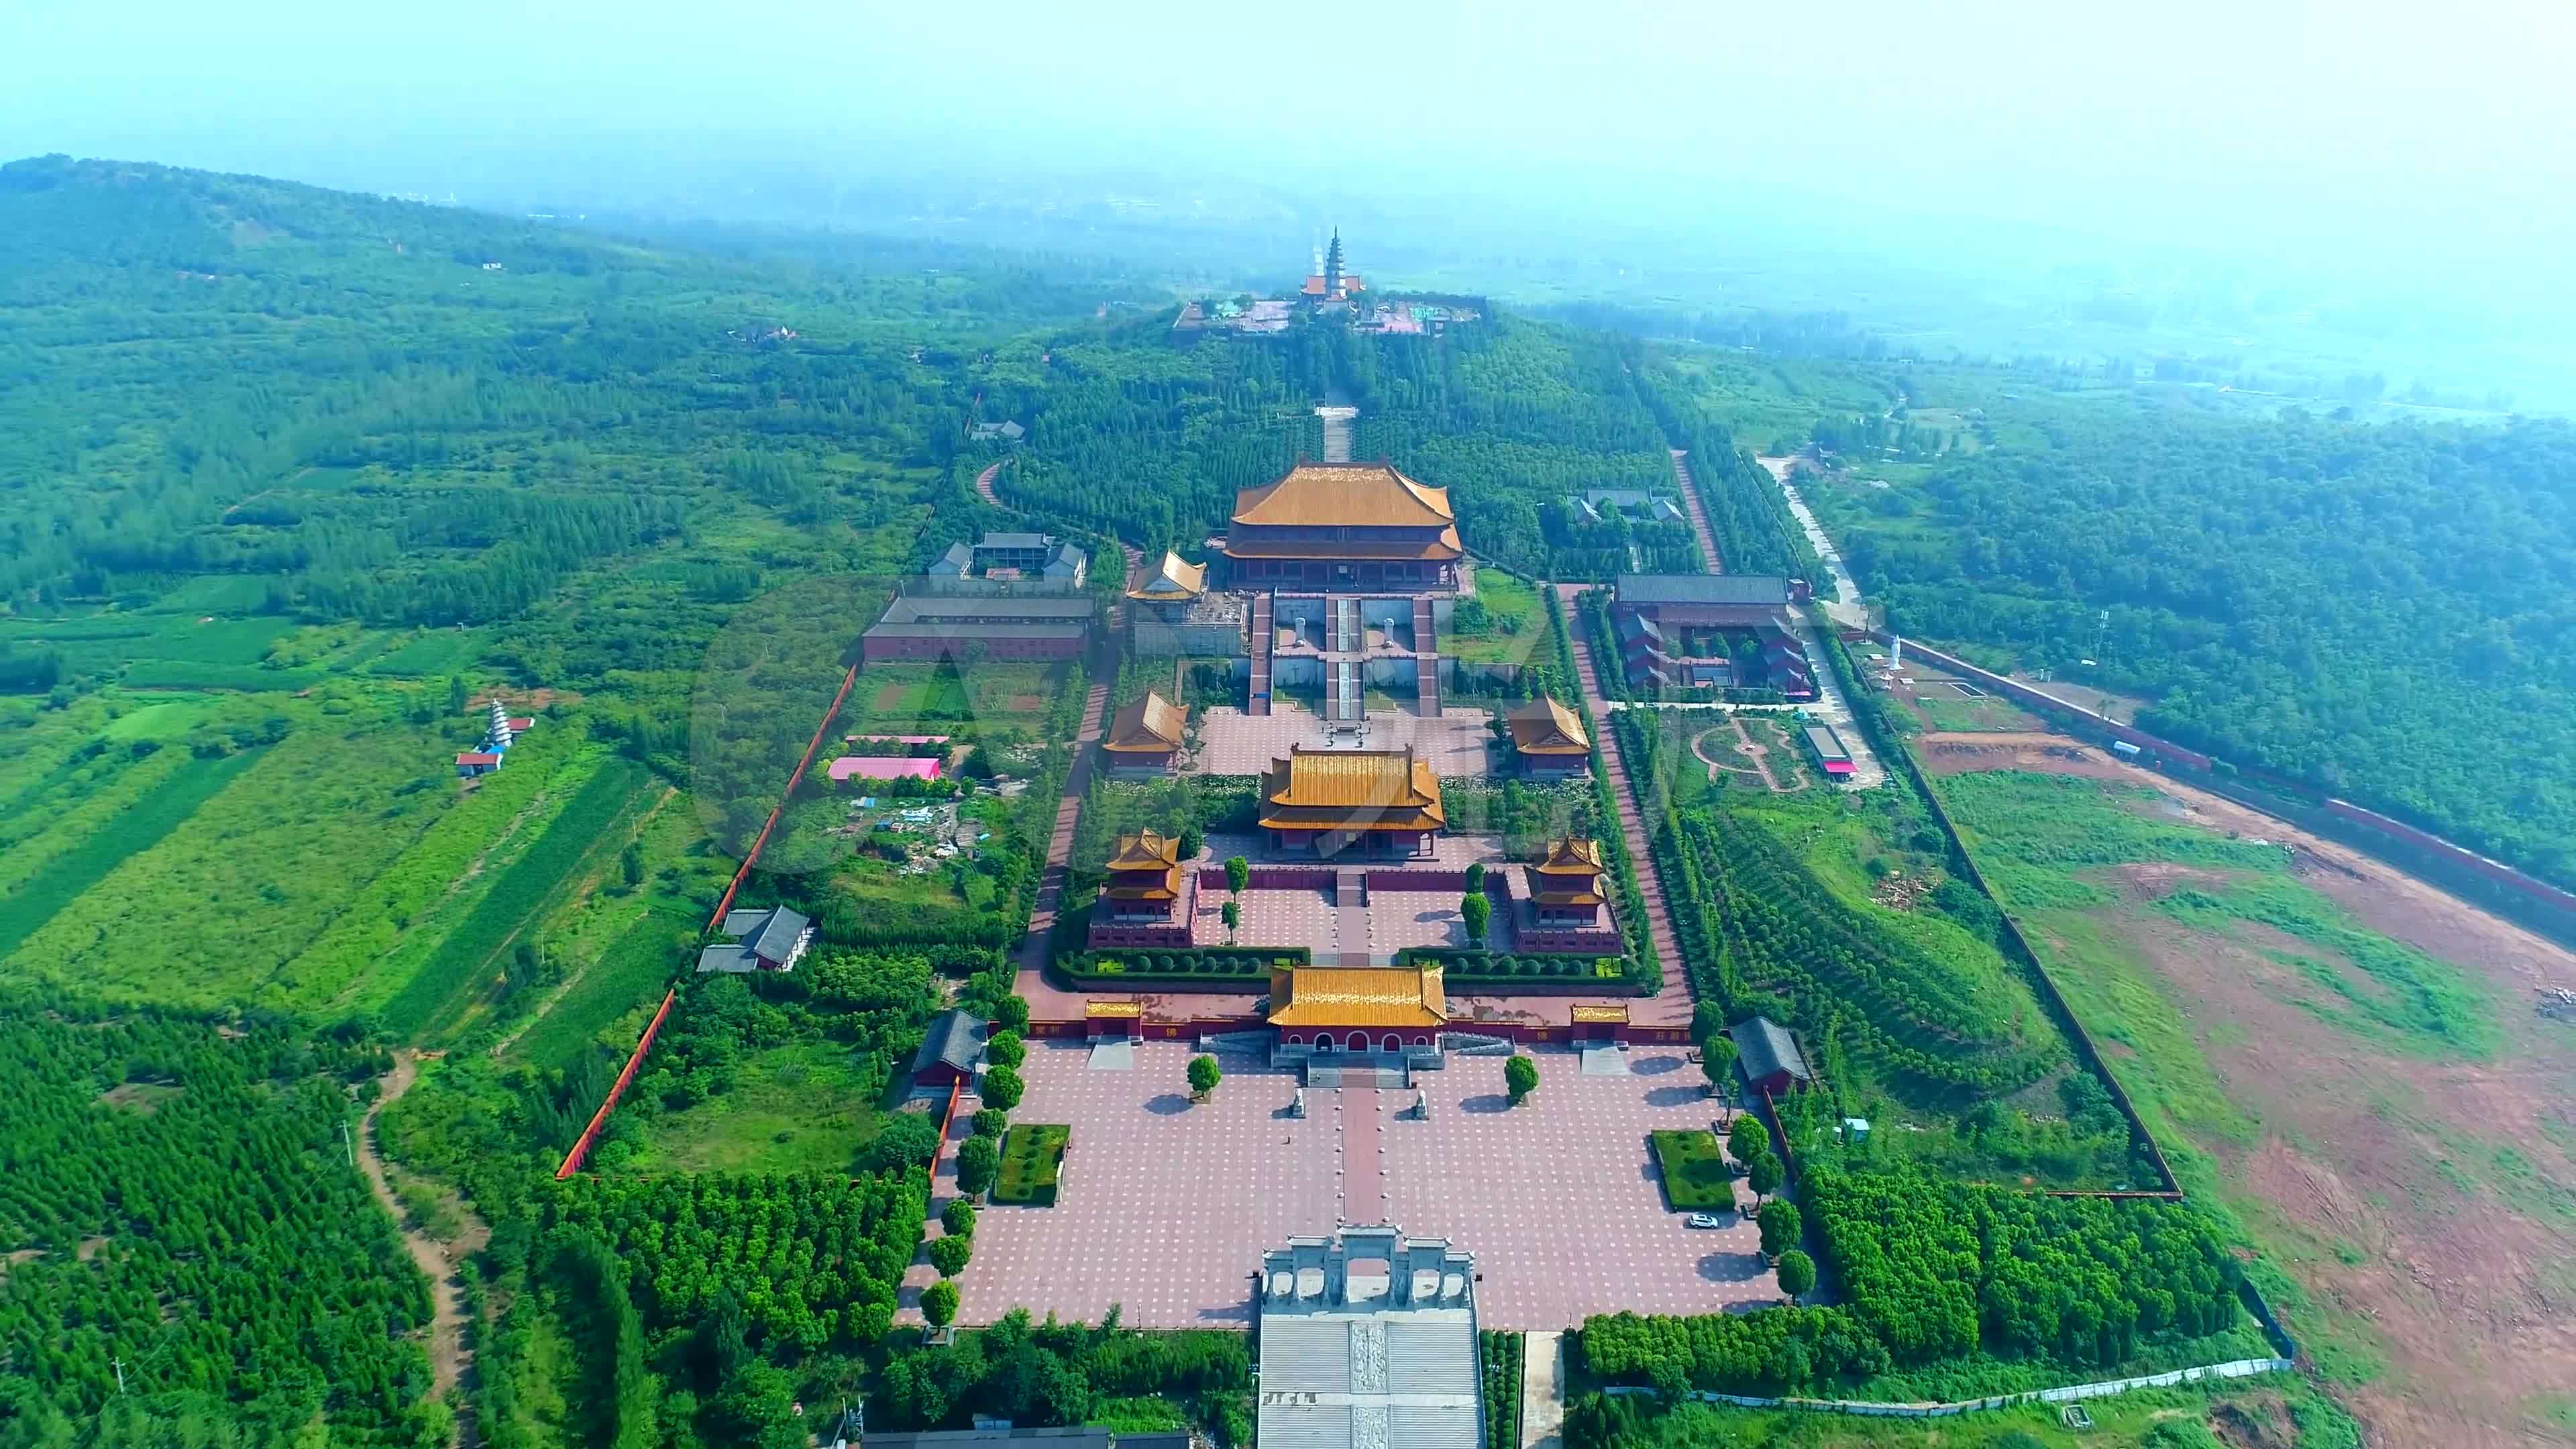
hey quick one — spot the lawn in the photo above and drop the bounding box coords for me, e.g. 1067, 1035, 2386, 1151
994, 1123, 1071, 1205
621, 1040, 888, 1175
1649, 1129, 1735, 1212
1448, 568, 1550, 665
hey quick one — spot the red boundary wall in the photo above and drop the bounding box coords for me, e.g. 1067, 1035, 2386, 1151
554, 660, 865, 1181
555, 987, 676, 1179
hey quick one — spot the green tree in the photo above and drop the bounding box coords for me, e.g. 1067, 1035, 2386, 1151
1187, 1053, 1222, 1099
1226, 854, 1250, 896
971, 1108, 1007, 1138
620, 840, 645, 890
1461, 891, 1491, 946
941, 1197, 977, 1238
956, 1134, 1000, 1195
1746, 1150, 1784, 1203
1504, 1053, 1538, 1104
922, 1279, 959, 1330
1758, 1199, 1803, 1260
992, 994, 1031, 1032
928, 1234, 973, 1277
1221, 900, 1240, 943
1775, 1248, 1816, 1301
1701, 1036, 1737, 1095
1727, 1115, 1768, 1166
984, 1028, 1026, 1069
447, 675, 470, 714
1464, 861, 1486, 893
979, 1063, 1024, 1112
870, 1110, 941, 1173
1178, 822, 1204, 859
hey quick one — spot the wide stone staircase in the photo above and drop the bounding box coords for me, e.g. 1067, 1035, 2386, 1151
1249, 591, 1274, 715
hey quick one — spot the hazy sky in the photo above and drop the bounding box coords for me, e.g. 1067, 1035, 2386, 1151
9, 0, 2572, 277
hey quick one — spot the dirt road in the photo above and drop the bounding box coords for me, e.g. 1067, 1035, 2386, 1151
360, 1052, 486, 1444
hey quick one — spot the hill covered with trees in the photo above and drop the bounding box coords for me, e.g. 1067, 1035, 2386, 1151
1817, 399, 2576, 887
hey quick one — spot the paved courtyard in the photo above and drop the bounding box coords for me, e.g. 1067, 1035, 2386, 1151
957, 1041, 1779, 1331
1190, 704, 1497, 777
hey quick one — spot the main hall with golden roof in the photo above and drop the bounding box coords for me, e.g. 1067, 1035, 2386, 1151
1218, 461, 1463, 591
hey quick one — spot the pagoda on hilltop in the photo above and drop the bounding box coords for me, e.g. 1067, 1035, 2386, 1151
1301, 227, 1363, 305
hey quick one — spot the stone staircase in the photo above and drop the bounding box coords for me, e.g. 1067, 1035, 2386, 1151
1249, 591, 1274, 715
1412, 597, 1440, 714
1334, 867, 1369, 907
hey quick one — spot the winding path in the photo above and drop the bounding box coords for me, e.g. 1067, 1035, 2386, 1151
359, 1052, 486, 1445
973, 457, 1010, 508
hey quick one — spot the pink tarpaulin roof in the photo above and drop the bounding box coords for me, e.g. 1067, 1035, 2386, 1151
829, 756, 943, 782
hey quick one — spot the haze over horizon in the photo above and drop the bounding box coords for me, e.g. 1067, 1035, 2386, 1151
10, 0, 2574, 386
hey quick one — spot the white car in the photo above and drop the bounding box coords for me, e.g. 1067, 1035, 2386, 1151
1684, 1213, 1725, 1229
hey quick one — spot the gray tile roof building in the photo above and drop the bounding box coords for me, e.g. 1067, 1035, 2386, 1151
696, 905, 813, 973
1730, 1015, 1811, 1088
910, 1008, 987, 1079
1615, 574, 1794, 608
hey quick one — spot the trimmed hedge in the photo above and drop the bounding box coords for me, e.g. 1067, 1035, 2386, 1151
994, 1123, 1071, 1205
1057, 946, 1307, 983
1650, 1129, 1735, 1212
1402, 948, 1627, 981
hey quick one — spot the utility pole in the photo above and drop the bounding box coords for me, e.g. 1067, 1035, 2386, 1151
341, 1119, 355, 1170
113, 1357, 127, 1395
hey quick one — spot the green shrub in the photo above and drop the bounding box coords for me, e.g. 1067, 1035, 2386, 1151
941, 1197, 977, 1238
928, 1234, 972, 1277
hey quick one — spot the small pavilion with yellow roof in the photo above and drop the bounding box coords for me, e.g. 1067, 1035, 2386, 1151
1258, 745, 1446, 858
1505, 696, 1593, 780
1087, 829, 1197, 949
1100, 690, 1187, 776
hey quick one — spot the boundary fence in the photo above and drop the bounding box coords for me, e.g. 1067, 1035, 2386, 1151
552, 659, 863, 1181
1603, 1356, 2293, 1419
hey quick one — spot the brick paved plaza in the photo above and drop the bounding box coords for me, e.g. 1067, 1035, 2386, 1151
955, 1041, 1780, 1331
1188, 704, 1497, 777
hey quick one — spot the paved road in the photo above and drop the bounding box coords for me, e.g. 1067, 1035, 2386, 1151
1014, 681, 1114, 1019
1666, 449, 1725, 573
1316, 406, 1357, 463
973, 456, 1010, 507
1521, 1330, 1566, 1449
1555, 583, 1691, 1028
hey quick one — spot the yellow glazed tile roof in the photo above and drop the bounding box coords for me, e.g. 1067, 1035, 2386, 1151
1570, 1003, 1629, 1024
1103, 692, 1187, 751
1230, 462, 1454, 529
1125, 551, 1207, 600
1267, 964, 1448, 1028
1507, 697, 1591, 754
1258, 748, 1446, 833
1085, 1000, 1144, 1018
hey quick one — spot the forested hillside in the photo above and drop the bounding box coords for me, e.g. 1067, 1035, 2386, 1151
1815, 400, 2576, 886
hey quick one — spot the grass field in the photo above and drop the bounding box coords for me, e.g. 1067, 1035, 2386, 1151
619, 1039, 888, 1175
0, 745, 267, 962
1926, 762, 2557, 1446
1449, 568, 1550, 665
994, 1123, 1070, 1205
1648, 1130, 1735, 1212
1589, 1379, 2350, 1448
383, 757, 657, 1041
3, 709, 474, 1010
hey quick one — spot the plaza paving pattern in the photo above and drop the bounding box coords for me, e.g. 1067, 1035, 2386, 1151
955, 1041, 1779, 1330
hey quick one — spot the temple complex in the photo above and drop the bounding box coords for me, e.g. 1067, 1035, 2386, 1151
1218, 462, 1463, 591
1258, 746, 1447, 858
